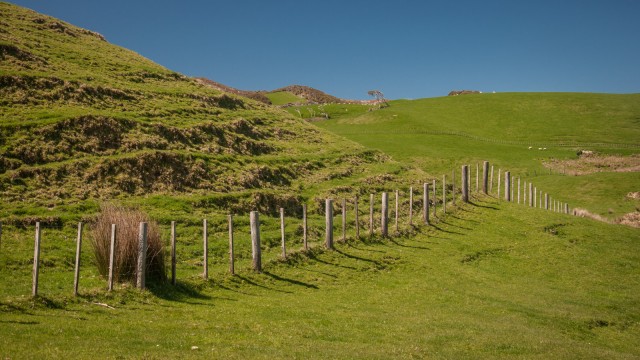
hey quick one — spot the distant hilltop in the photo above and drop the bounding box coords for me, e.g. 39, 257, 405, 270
197, 78, 372, 106
448, 90, 482, 96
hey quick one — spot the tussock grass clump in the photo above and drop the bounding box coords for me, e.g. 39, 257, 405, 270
92, 204, 165, 284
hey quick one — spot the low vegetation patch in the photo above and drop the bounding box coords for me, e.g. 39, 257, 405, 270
92, 204, 165, 284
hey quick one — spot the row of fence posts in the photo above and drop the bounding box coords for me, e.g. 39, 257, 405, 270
15, 160, 573, 297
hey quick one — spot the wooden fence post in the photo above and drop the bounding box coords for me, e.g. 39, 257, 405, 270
529, 183, 533, 207
462, 165, 469, 203
482, 161, 489, 194
171, 221, 177, 284
539, 191, 543, 208
342, 199, 347, 242
381, 192, 389, 237
534, 187, 537, 208
202, 219, 208, 279
302, 204, 308, 250
409, 187, 413, 225
228, 215, 234, 275
73, 222, 83, 296
0, 221, 2, 252
490, 165, 494, 193
511, 175, 514, 201
394, 190, 399, 233
545, 194, 549, 210
369, 194, 374, 236
423, 182, 430, 225
565, 203, 569, 214
517, 178, 521, 204
137, 222, 148, 290
326, 199, 334, 249
32, 222, 41, 297
505, 171, 511, 201
442, 175, 446, 214
354, 196, 360, 239
250, 211, 261, 272
280, 208, 286, 259
468, 165, 471, 194
108, 223, 116, 291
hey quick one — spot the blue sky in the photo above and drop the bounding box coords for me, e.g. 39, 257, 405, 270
9, 0, 640, 99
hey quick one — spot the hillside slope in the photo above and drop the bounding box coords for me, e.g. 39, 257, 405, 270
0, 3, 411, 220
313, 93, 640, 218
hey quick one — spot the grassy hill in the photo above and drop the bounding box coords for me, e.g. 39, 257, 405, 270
1, 3, 639, 359
311, 93, 640, 219
0, 2, 411, 223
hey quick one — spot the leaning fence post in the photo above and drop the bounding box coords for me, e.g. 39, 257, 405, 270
171, 221, 177, 284
108, 223, 116, 292
202, 219, 208, 279
326, 199, 334, 249
250, 211, 261, 272
483, 161, 490, 194
505, 171, 511, 201
302, 204, 308, 250
32, 222, 41, 297
280, 208, 286, 259
423, 182, 430, 225
369, 194, 374, 236
381, 192, 389, 237
73, 222, 83, 296
137, 222, 148, 290
462, 165, 469, 203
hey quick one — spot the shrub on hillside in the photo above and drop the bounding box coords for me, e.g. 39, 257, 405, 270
92, 204, 165, 284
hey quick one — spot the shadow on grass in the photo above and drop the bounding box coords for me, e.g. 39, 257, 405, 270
306, 250, 359, 270
430, 224, 466, 236
263, 271, 318, 289
147, 280, 213, 302
335, 248, 380, 265
0, 319, 39, 325
387, 237, 431, 250
467, 201, 499, 210
234, 275, 293, 294
438, 220, 473, 231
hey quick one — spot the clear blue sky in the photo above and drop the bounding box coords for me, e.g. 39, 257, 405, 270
9, 0, 640, 100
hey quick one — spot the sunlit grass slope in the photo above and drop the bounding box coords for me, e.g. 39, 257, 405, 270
313, 93, 640, 218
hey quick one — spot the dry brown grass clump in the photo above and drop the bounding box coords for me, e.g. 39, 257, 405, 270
92, 204, 165, 284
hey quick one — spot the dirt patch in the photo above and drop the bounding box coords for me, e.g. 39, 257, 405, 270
544, 154, 640, 175
616, 212, 640, 228
627, 192, 640, 200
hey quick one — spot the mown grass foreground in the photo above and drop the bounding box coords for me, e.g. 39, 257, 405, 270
1, 195, 639, 359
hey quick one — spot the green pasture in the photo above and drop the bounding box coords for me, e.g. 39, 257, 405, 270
1, 195, 639, 359
313, 93, 640, 218
265, 91, 305, 105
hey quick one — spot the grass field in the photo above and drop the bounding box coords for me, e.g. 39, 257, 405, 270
2, 195, 639, 359
1, 3, 639, 359
311, 93, 640, 219
265, 91, 306, 105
